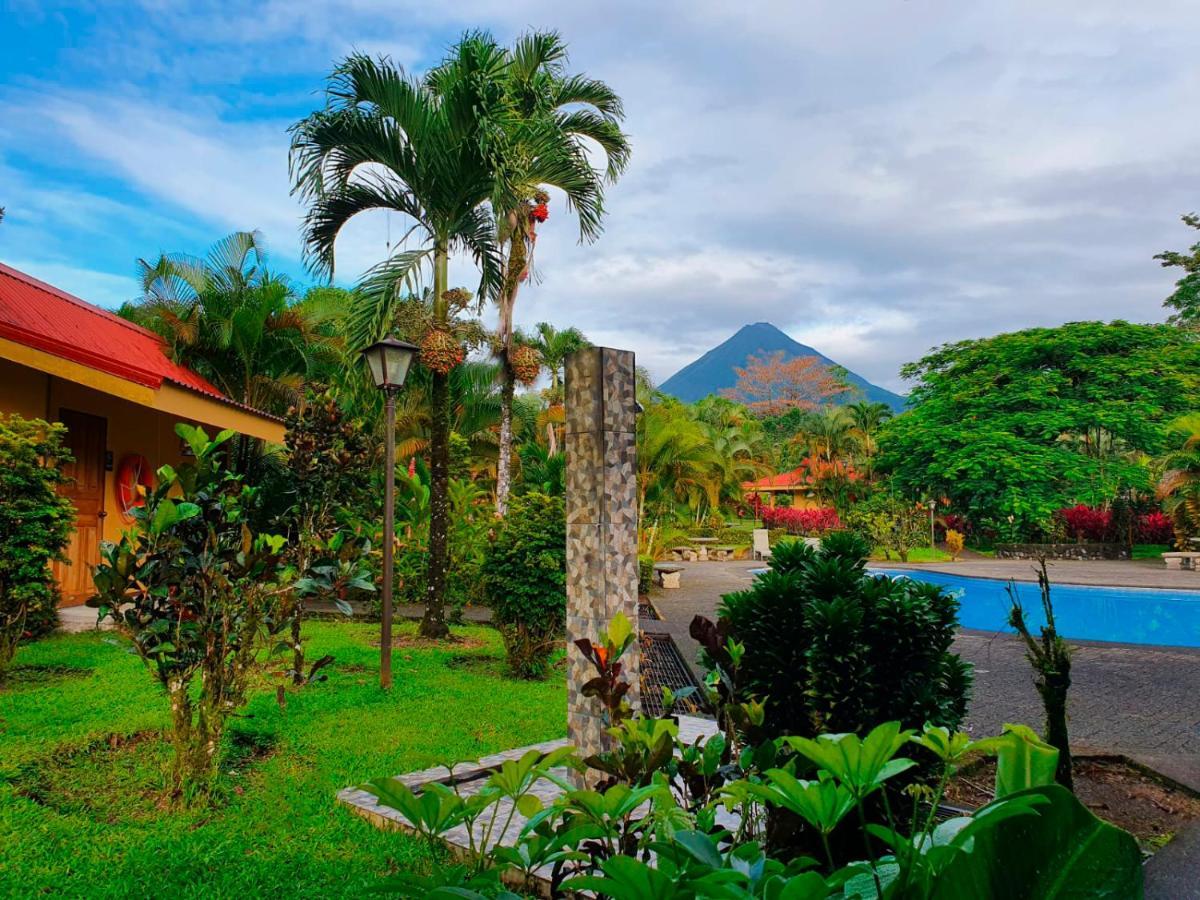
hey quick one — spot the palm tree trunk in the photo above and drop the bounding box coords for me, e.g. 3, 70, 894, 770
421, 242, 452, 639
496, 367, 516, 517
422, 368, 451, 639
494, 221, 523, 518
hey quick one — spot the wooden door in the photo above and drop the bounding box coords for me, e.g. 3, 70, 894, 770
52, 409, 108, 606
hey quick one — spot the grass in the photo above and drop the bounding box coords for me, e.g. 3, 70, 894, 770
1133, 543, 1170, 560
0, 621, 564, 898
870, 546, 953, 563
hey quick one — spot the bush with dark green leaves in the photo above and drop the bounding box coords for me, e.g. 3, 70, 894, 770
0, 414, 74, 675
718, 530, 971, 739
481, 492, 566, 678
637, 555, 654, 595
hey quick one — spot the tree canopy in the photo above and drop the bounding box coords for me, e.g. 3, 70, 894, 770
878, 321, 1200, 537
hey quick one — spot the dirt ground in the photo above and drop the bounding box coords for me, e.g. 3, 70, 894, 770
945, 756, 1200, 854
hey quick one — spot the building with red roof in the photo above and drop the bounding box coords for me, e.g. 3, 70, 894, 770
0, 262, 284, 605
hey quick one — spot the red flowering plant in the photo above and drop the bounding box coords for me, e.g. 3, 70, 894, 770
759, 505, 841, 535
574, 610, 637, 730
1055, 505, 1114, 542
1137, 511, 1174, 544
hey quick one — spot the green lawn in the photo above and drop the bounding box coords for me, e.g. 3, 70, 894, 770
870, 546, 953, 563
0, 621, 564, 898
1133, 543, 1170, 560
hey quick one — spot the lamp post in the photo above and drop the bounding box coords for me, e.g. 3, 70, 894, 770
361, 336, 418, 689
929, 498, 938, 550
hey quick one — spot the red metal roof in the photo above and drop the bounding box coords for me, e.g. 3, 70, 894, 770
0, 261, 226, 400
742, 457, 860, 491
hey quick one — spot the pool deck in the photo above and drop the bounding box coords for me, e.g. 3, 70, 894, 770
651, 558, 1200, 795
887, 557, 1200, 591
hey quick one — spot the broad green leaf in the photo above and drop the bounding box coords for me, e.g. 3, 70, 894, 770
933, 784, 1142, 898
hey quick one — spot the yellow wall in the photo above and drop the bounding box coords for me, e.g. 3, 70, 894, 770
0, 355, 281, 546
48, 376, 188, 543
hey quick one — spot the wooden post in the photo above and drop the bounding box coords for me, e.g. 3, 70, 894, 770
565, 347, 639, 766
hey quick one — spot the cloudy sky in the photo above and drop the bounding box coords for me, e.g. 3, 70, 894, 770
2, 1, 1196, 391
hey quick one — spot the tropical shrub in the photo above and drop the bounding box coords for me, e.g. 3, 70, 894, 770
481, 492, 566, 678
279, 387, 372, 682
0, 414, 74, 676
363, 620, 1140, 898
844, 491, 927, 561
1138, 510, 1174, 544
714, 531, 971, 740
758, 505, 840, 535
637, 555, 654, 595
447, 477, 491, 621
90, 425, 287, 802
1055, 504, 1113, 542
945, 529, 965, 561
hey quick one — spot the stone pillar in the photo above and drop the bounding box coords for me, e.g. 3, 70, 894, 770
565, 347, 639, 760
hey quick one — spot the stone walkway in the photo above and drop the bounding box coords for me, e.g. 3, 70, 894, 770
651, 559, 1200, 787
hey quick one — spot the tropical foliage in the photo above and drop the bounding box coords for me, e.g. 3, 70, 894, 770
89, 425, 288, 802
481, 492, 567, 678
707, 531, 970, 741
0, 414, 73, 675
879, 321, 1200, 541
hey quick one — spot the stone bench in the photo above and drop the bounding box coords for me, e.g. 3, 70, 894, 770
668, 546, 698, 562
1162, 552, 1200, 570
710, 545, 739, 561
654, 563, 685, 589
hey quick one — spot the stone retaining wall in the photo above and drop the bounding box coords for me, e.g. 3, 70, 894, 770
994, 542, 1130, 560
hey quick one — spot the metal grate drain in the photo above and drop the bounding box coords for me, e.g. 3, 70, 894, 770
639, 600, 660, 621
639, 631, 711, 717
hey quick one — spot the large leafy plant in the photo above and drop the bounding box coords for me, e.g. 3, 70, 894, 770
712, 531, 971, 741
90, 424, 287, 802
0, 414, 74, 676
279, 387, 373, 684
362, 715, 1141, 898
481, 492, 567, 678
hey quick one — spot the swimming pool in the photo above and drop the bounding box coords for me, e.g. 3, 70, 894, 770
871, 568, 1200, 648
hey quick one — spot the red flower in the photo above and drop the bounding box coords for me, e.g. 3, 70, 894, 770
530, 202, 549, 223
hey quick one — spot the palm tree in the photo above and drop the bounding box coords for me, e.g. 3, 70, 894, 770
289, 40, 511, 638
532, 321, 590, 398
125, 231, 333, 474
846, 400, 893, 478
1156, 414, 1200, 548
490, 32, 630, 518
806, 407, 858, 464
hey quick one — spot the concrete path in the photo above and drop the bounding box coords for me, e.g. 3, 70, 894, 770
650, 559, 1200, 786
889, 557, 1200, 590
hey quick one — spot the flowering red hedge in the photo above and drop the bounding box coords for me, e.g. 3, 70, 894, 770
1137, 511, 1174, 544
1057, 504, 1113, 542
759, 506, 841, 535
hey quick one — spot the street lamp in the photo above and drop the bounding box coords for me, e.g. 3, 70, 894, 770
929, 498, 938, 551
361, 336, 418, 689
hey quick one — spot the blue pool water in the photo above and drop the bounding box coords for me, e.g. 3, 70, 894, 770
871, 568, 1200, 648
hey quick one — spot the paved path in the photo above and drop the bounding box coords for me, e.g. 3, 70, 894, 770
649, 559, 1200, 786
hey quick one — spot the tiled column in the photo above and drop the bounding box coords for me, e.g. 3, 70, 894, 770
565, 347, 639, 763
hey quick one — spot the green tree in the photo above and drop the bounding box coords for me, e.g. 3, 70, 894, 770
90, 425, 286, 802
490, 32, 629, 518
0, 415, 73, 675
1156, 413, 1200, 547
126, 231, 334, 475
845, 400, 893, 478
1155, 213, 1200, 327
481, 492, 567, 678
532, 321, 591, 398
880, 321, 1200, 539
290, 41, 510, 638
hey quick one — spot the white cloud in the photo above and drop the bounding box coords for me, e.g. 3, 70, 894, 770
4, 0, 1197, 390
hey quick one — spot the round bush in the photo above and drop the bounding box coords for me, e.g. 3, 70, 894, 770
481, 492, 566, 678
719, 531, 971, 739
